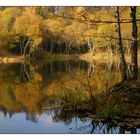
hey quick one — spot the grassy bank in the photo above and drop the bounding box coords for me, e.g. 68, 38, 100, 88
79, 51, 140, 66
0, 56, 24, 63
0, 53, 79, 64
42, 53, 79, 61
0, 49, 139, 66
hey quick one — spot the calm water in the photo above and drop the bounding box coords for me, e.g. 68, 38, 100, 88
0, 60, 139, 134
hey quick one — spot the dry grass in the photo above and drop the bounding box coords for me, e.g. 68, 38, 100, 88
79, 50, 140, 67
0, 56, 24, 63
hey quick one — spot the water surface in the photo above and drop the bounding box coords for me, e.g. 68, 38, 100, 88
0, 60, 139, 134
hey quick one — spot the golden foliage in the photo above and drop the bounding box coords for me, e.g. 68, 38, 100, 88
0, 6, 139, 54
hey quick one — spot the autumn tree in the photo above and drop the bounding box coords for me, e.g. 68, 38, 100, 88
0, 6, 139, 61
0, 7, 22, 50
35, 7, 48, 19
43, 17, 66, 54
13, 7, 43, 56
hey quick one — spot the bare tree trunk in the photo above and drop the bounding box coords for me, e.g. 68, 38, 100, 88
87, 38, 94, 56
68, 40, 73, 54
115, 6, 127, 81
87, 60, 95, 77
23, 38, 30, 57
130, 6, 138, 79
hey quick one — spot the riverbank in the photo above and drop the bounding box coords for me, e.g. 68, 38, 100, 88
43, 53, 79, 61
79, 51, 140, 65
0, 50, 139, 65
0, 56, 24, 63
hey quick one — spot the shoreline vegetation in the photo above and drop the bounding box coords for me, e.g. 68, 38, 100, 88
79, 50, 140, 65
0, 49, 139, 64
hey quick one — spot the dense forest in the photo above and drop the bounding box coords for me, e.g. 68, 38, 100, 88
0, 6, 138, 56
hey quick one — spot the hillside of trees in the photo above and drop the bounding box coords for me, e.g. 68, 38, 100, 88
0, 7, 138, 57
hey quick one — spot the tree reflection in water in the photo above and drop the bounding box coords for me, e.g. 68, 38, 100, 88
51, 108, 139, 134
53, 111, 138, 134
0, 60, 139, 133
